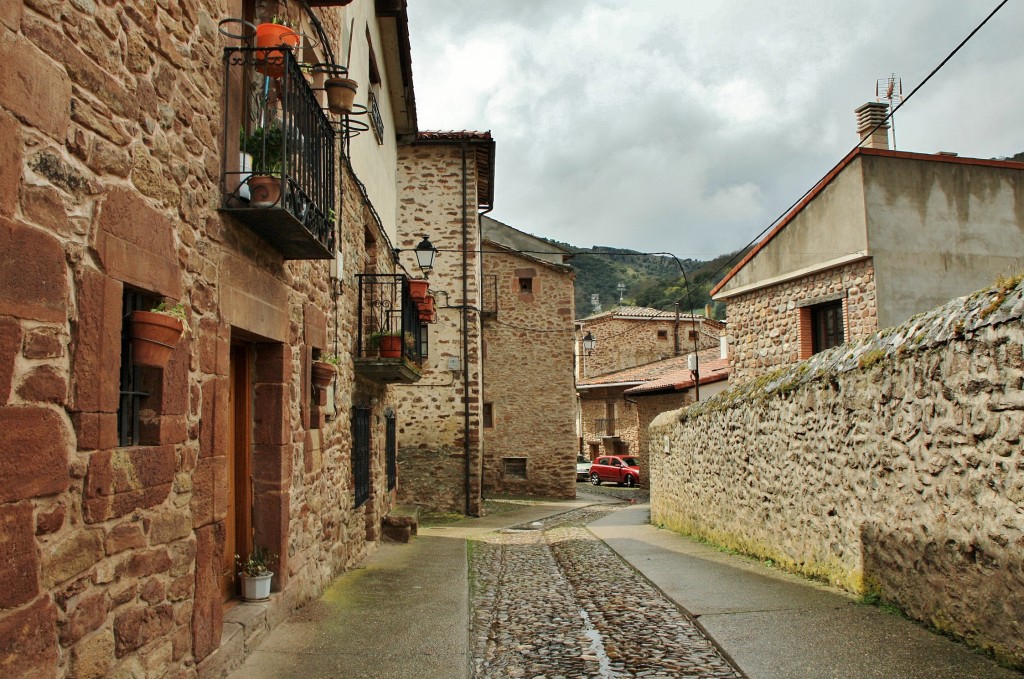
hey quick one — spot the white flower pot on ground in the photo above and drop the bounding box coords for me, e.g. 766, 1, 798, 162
241, 572, 273, 601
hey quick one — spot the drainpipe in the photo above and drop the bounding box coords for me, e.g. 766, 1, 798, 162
461, 141, 471, 516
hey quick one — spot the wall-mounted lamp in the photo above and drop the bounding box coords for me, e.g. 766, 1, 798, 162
414, 234, 437, 275
582, 332, 596, 355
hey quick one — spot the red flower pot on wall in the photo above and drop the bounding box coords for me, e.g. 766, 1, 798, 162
311, 361, 336, 389
417, 295, 435, 320
129, 311, 185, 368
379, 335, 402, 358
407, 279, 429, 301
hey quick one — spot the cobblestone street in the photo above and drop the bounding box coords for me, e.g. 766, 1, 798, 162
470, 503, 743, 679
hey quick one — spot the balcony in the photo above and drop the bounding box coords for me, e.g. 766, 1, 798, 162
593, 418, 616, 436
355, 274, 424, 384
220, 47, 336, 259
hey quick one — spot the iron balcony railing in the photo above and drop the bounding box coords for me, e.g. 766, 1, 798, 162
594, 418, 616, 436
481, 274, 498, 317
220, 47, 336, 259
356, 274, 423, 364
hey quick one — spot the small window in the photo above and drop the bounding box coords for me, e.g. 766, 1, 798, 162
518, 277, 533, 294
811, 300, 844, 353
118, 288, 159, 447
418, 323, 429, 358
483, 402, 493, 428
503, 457, 527, 479
657, 329, 668, 340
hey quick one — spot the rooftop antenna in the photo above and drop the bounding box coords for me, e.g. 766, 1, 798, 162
876, 73, 903, 150
616, 282, 626, 303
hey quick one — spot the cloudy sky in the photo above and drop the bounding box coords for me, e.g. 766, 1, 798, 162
405, 0, 1023, 262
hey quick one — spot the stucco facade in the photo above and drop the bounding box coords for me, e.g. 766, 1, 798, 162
480, 219, 577, 497
714, 148, 1024, 382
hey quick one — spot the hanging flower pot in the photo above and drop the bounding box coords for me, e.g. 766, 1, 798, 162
311, 360, 336, 389
407, 279, 429, 301
417, 295, 435, 320
324, 77, 358, 115
246, 175, 281, 207
254, 22, 300, 78
129, 309, 185, 369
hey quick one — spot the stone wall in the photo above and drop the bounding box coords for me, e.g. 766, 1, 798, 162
724, 258, 877, 382
0, 2, 400, 677
578, 314, 720, 379
481, 248, 576, 498
580, 387, 638, 458
393, 142, 485, 514
650, 278, 1024, 667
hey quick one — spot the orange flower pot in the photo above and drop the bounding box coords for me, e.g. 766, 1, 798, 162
408, 279, 429, 301
311, 360, 336, 389
130, 311, 184, 368
379, 335, 402, 358
255, 23, 300, 78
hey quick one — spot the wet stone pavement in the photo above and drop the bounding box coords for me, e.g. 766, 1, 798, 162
470, 504, 744, 679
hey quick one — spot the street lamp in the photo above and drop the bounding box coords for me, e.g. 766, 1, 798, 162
414, 234, 437, 275
582, 332, 596, 355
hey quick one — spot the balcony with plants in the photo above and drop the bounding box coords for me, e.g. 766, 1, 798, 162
355, 274, 428, 384
220, 44, 336, 259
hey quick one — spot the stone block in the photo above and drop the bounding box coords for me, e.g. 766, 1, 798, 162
71, 411, 118, 451
0, 30, 71, 140
0, 317, 21, 404
198, 377, 228, 459
22, 183, 72, 237
83, 445, 175, 523
303, 303, 327, 349
0, 406, 70, 502
190, 454, 228, 528
113, 603, 173, 657
104, 521, 146, 555
254, 342, 289, 384
23, 326, 63, 359
60, 591, 108, 645
191, 522, 224, 662
0, 597, 58, 679
149, 510, 192, 545
70, 630, 115, 679
253, 383, 288, 445
252, 444, 292, 491
41, 529, 103, 589
0, 503, 40, 608
253, 491, 288, 590
16, 364, 67, 404
0, 216, 68, 323
0, 1, 21, 32
0, 110, 20, 219
35, 502, 65, 535
70, 268, 121, 414
116, 548, 172, 580
139, 577, 165, 604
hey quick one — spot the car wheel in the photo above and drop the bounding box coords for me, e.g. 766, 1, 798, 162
625, 475, 636, 488
590, 472, 601, 486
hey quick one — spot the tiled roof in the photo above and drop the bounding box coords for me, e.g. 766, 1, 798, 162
624, 356, 730, 395
710, 147, 1024, 298
417, 130, 493, 141
579, 348, 725, 389
580, 306, 726, 329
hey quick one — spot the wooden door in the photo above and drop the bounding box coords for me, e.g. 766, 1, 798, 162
222, 344, 253, 602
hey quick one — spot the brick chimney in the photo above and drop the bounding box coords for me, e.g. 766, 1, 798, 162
855, 102, 890, 149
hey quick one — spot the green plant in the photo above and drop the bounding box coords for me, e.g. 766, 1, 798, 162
151, 301, 190, 333
367, 330, 400, 349
318, 354, 341, 365
240, 125, 284, 175
235, 546, 277, 577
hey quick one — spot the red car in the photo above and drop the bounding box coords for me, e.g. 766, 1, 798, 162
589, 455, 640, 487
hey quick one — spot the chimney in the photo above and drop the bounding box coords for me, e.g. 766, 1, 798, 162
855, 102, 890, 149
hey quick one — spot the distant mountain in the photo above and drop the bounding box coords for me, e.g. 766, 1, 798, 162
541, 240, 749, 320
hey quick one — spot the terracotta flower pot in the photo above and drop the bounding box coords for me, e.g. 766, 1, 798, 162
254, 23, 300, 78
407, 279, 429, 301
379, 335, 402, 358
311, 360, 336, 389
130, 310, 184, 368
247, 175, 281, 207
324, 77, 358, 115
417, 295, 435, 320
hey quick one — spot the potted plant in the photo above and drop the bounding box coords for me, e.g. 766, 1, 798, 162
254, 18, 300, 78
369, 331, 403, 358
407, 279, 429, 301
236, 546, 276, 601
311, 354, 339, 389
240, 125, 284, 207
129, 302, 188, 369
324, 77, 358, 115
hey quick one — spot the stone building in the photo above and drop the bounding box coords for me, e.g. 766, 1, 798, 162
575, 306, 723, 380
0, 0, 470, 676
712, 101, 1024, 383
577, 348, 728, 486
479, 216, 577, 498
391, 131, 495, 516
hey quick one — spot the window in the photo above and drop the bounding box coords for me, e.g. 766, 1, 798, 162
418, 323, 429, 358
811, 300, 844, 353
518, 277, 533, 294
385, 410, 397, 491
657, 329, 668, 340
366, 29, 384, 144
118, 288, 158, 447
483, 403, 493, 428
351, 407, 371, 507
503, 457, 527, 479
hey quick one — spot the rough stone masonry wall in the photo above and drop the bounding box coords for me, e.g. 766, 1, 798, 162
481, 249, 576, 498
393, 142, 484, 514
580, 316, 719, 379
725, 258, 877, 382
0, 2, 393, 677
650, 278, 1024, 667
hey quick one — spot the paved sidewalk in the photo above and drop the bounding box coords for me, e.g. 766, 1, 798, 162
227, 495, 1018, 678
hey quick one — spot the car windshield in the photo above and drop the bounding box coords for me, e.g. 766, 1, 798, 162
620, 457, 639, 467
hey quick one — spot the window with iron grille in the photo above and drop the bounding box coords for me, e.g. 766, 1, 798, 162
351, 407, 371, 507
503, 457, 527, 480
118, 289, 157, 447
368, 90, 384, 144
385, 410, 397, 491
